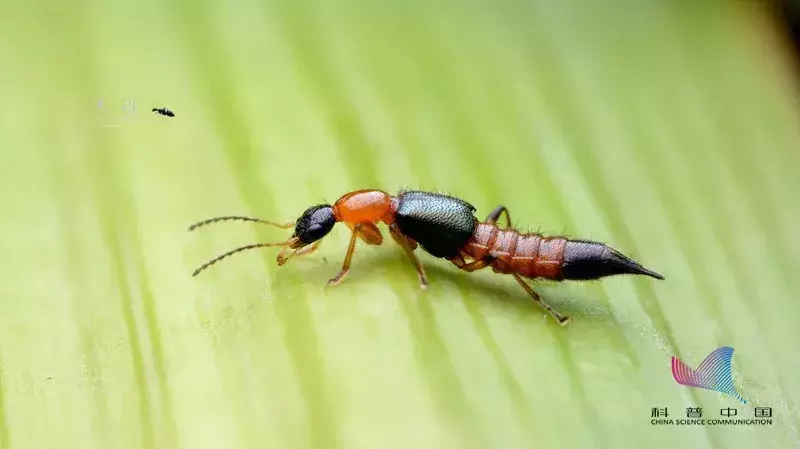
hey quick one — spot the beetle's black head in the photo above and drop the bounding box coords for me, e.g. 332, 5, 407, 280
292, 204, 335, 247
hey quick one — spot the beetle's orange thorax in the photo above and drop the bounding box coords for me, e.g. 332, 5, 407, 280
332, 189, 395, 225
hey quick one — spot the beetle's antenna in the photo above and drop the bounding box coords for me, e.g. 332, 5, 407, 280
192, 241, 290, 276
188, 216, 294, 231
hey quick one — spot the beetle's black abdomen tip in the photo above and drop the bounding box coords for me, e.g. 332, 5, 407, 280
562, 241, 664, 281
642, 267, 665, 280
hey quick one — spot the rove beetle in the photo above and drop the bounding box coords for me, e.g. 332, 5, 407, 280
190, 189, 664, 325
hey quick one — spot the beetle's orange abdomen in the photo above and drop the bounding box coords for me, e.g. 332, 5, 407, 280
463, 223, 567, 279
332, 189, 395, 224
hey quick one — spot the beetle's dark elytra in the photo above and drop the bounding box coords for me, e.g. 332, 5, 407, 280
560, 240, 664, 280
394, 190, 477, 258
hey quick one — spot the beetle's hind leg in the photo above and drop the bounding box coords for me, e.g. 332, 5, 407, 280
451, 254, 568, 324
389, 224, 429, 289
485, 205, 512, 229
449, 254, 494, 272
512, 273, 569, 325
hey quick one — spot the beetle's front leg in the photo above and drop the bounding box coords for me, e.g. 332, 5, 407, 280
327, 224, 361, 286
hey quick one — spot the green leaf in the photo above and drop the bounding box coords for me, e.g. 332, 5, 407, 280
0, 1, 798, 448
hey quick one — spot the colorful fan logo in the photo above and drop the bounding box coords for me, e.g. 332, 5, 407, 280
671, 346, 747, 404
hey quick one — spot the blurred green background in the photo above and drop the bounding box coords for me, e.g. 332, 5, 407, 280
1, 0, 799, 448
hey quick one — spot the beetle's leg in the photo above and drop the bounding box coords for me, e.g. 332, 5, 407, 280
389, 224, 428, 289
389, 224, 418, 250
511, 273, 569, 325
485, 205, 512, 229
327, 224, 361, 286
352, 222, 384, 245
449, 255, 494, 272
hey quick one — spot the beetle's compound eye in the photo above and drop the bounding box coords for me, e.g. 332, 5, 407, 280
293, 205, 335, 245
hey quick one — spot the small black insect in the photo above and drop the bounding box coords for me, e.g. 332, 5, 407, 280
152, 107, 175, 117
